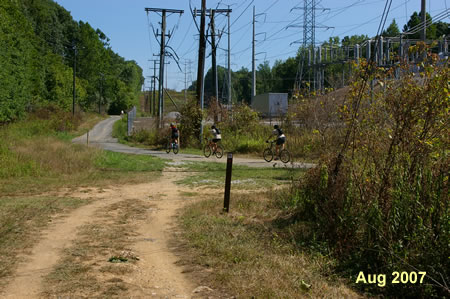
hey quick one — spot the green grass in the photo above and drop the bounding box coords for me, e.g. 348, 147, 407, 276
177, 161, 304, 189
95, 151, 166, 172
112, 116, 128, 143
0, 117, 166, 195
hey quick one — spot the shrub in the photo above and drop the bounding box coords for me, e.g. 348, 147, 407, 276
177, 98, 202, 148
282, 49, 449, 297
128, 128, 168, 147
30, 104, 82, 132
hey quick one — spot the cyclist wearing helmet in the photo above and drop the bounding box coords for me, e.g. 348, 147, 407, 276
210, 125, 221, 153
170, 123, 180, 146
270, 124, 285, 160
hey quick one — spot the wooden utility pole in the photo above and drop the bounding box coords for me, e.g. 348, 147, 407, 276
210, 9, 218, 105
208, 7, 232, 110
184, 60, 187, 101
72, 44, 77, 116
149, 59, 158, 116
227, 6, 231, 108
196, 0, 207, 108
194, 3, 231, 138
251, 6, 256, 103
420, 0, 426, 41
99, 72, 104, 114
145, 8, 183, 127
158, 14, 166, 128
151, 57, 171, 117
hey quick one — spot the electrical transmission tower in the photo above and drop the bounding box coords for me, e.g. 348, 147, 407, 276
292, 0, 330, 93
183, 59, 193, 101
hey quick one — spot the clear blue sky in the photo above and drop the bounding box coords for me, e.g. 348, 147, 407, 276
55, 0, 449, 91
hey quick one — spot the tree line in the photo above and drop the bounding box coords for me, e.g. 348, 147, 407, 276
188, 13, 448, 105
0, 0, 144, 123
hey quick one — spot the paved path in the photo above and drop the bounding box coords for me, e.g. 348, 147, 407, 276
73, 116, 315, 169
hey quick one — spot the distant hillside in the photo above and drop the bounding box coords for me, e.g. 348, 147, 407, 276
0, 0, 143, 122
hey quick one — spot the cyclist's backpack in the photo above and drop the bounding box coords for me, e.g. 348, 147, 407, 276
276, 128, 283, 135
215, 128, 221, 134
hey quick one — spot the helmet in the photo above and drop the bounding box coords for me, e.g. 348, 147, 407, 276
170, 123, 175, 127
274, 125, 279, 129
211, 125, 216, 129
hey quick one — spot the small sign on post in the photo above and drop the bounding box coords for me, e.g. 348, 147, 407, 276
223, 152, 233, 213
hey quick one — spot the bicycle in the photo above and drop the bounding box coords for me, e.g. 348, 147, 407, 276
166, 139, 179, 154
263, 140, 290, 163
203, 138, 224, 158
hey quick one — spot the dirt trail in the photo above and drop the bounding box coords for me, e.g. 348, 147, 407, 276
128, 170, 197, 298
1, 170, 200, 298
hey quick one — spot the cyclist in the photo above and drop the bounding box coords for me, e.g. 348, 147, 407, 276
269, 124, 286, 160
170, 123, 180, 148
210, 125, 221, 153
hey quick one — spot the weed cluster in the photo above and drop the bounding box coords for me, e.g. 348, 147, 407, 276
277, 51, 449, 297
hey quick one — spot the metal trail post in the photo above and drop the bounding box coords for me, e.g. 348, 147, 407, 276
223, 152, 233, 213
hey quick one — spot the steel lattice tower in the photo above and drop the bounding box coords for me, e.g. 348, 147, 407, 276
303, 0, 316, 49
294, 0, 320, 92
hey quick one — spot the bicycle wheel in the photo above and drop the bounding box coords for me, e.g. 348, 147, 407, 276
166, 141, 171, 153
203, 144, 212, 158
173, 143, 179, 154
263, 148, 273, 162
280, 149, 290, 163
215, 144, 224, 158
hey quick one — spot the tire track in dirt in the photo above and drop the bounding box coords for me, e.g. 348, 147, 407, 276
1, 170, 200, 298
125, 169, 198, 298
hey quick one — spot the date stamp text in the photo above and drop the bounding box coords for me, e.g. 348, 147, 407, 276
356, 271, 426, 287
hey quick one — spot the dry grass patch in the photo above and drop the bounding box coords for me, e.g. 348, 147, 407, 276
176, 191, 363, 298
41, 199, 153, 298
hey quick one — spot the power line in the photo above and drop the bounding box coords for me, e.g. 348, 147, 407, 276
333, 0, 411, 37
175, 15, 194, 52
403, 8, 450, 35
230, 0, 254, 27
262, 0, 280, 13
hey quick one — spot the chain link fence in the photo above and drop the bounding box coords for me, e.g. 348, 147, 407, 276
127, 106, 136, 136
